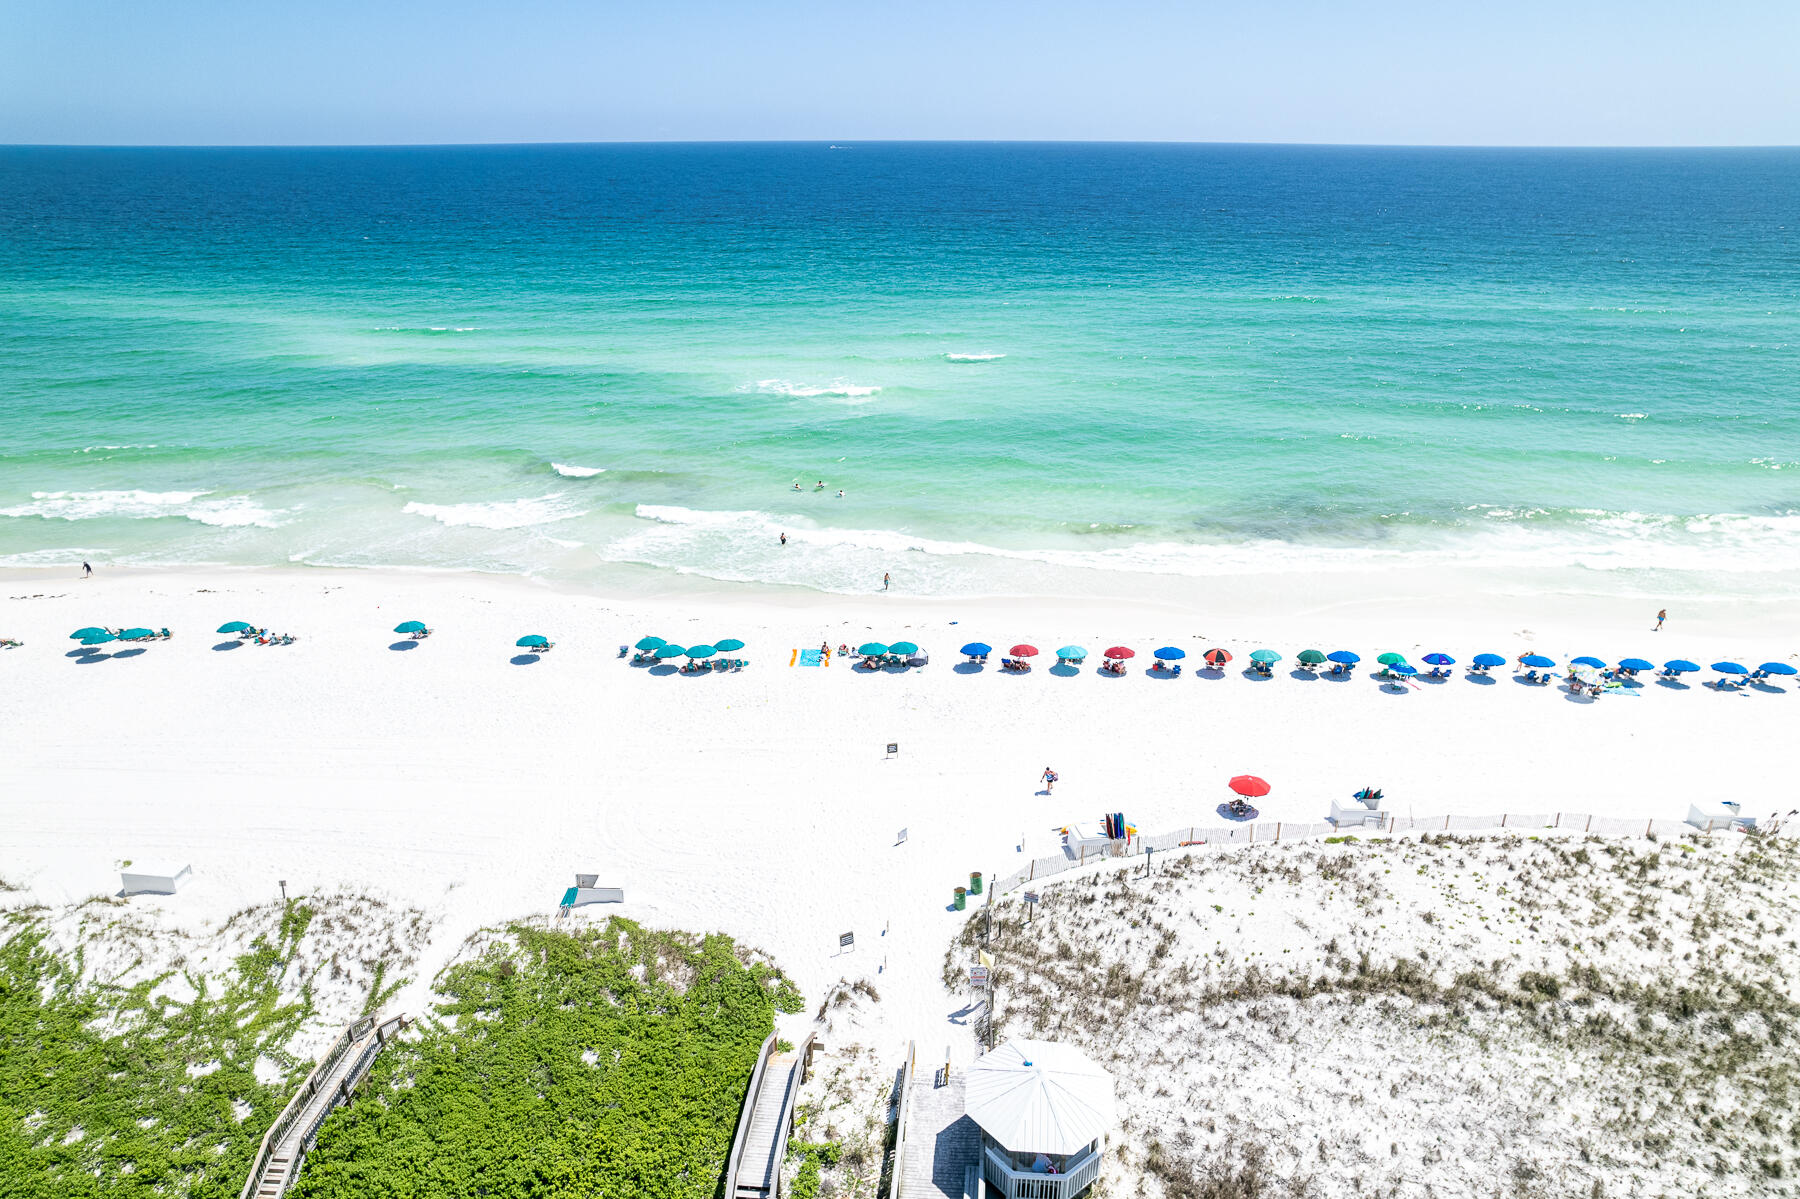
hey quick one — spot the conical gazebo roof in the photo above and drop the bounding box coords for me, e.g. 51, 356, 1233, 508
965, 1038, 1115, 1155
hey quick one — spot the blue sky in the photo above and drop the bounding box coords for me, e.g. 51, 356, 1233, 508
4, 0, 1796, 145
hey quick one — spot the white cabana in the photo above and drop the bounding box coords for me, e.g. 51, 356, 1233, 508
968, 1039, 1114, 1197
121, 862, 191, 895
1688, 801, 1754, 832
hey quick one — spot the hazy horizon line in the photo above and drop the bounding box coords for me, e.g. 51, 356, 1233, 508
5, 138, 1798, 152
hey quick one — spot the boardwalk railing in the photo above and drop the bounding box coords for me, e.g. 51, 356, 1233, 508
723, 1032, 780, 1198
992, 811, 1743, 897
884, 1041, 917, 1199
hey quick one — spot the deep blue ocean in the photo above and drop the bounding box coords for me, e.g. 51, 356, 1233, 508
1, 143, 1796, 594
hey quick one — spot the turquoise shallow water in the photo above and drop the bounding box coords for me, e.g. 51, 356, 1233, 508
1, 144, 1797, 594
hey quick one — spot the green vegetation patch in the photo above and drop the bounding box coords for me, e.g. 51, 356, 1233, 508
0, 902, 319, 1198
290, 916, 802, 1199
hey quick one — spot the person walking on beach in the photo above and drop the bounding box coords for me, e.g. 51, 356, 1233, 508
1655, 608, 1667, 632
81, 561, 92, 578
1040, 766, 1058, 795
882, 572, 890, 591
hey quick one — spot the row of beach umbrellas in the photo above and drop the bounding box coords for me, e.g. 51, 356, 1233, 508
634, 635, 746, 660
68, 626, 164, 647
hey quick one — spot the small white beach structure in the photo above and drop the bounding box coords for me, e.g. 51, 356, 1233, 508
120, 862, 191, 896
1331, 789, 1389, 829
558, 874, 624, 915
1687, 800, 1755, 832
967, 1038, 1114, 1198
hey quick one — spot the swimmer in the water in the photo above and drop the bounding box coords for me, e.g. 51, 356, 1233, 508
836, 489, 845, 498
793, 482, 802, 491
815, 480, 825, 490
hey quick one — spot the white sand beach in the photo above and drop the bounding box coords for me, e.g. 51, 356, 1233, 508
3, 564, 1793, 1038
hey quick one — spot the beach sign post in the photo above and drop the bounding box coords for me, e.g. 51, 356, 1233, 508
1024, 890, 1039, 923
886, 742, 898, 758
970, 964, 989, 989
896, 827, 908, 845
839, 931, 854, 954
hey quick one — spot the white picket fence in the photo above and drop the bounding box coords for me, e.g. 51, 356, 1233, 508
990, 811, 1744, 897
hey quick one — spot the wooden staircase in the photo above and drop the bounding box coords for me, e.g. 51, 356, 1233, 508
723, 1032, 819, 1199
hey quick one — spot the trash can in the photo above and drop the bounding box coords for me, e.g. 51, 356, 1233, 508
968, 872, 983, 895
953, 886, 967, 911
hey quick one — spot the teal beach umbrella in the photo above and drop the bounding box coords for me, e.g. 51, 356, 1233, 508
119, 628, 155, 640
889, 641, 920, 656
858, 642, 888, 656
714, 638, 746, 652
635, 636, 666, 651
516, 635, 550, 648
80, 631, 117, 646
70, 627, 108, 639
1376, 652, 1408, 666
1297, 649, 1326, 665
654, 644, 686, 658
1250, 649, 1282, 664
1056, 646, 1087, 660
217, 621, 252, 634
686, 644, 717, 659
394, 621, 427, 634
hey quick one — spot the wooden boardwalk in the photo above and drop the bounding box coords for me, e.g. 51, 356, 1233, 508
733, 1050, 800, 1198
897, 1065, 979, 1199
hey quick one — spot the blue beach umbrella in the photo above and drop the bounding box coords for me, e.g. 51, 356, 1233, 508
1664, 660, 1699, 673
654, 644, 686, 659
714, 639, 746, 652
1056, 645, 1087, 660
1570, 656, 1608, 669
1758, 662, 1797, 676
961, 642, 993, 657
1711, 661, 1748, 675
516, 635, 550, 649
635, 636, 666, 651
1520, 654, 1556, 669
1327, 650, 1360, 665
217, 621, 252, 635
1423, 653, 1455, 666
394, 621, 427, 635
1619, 658, 1655, 672
70, 627, 108, 639
1389, 663, 1418, 676
1472, 653, 1507, 668
1154, 646, 1187, 661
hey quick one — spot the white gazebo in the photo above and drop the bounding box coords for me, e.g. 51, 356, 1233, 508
966, 1039, 1114, 1199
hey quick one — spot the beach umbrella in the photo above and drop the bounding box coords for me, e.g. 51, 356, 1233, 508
1056, 645, 1087, 660
1009, 644, 1038, 657
1104, 646, 1135, 660
1758, 662, 1797, 676
1229, 775, 1271, 798
1711, 661, 1748, 675
79, 631, 117, 646
1376, 652, 1407, 666
1297, 649, 1326, 665
858, 642, 888, 657
1423, 653, 1455, 666
1664, 660, 1699, 673
1520, 654, 1556, 669
714, 638, 745, 652
217, 621, 252, 635
70, 627, 108, 639
1619, 658, 1655, 672
961, 642, 993, 657
1571, 656, 1608, 669
1203, 648, 1232, 666
516, 635, 550, 649
1473, 653, 1506, 668
1388, 663, 1418, 676
1327, 650, 1360, 665
1153, 646, 1186, 661
1249, 649, 1281, 664
634, 636, 666, 651
890, 641, 921, 656
686, 644, 717, 659
394, 621, 427, 634
654, 644, 686, 658
119, 628, 155, 640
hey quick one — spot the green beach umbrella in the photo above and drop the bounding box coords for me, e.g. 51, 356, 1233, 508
119, 628, 155, 640
70, 627, 108, 639
80, 631, 117, 646
217, 621, 252, 634
686, 644, 717, 658
714, 638, 745, 652
858, 642, 889, 656
654, 644, 686, 658
635, 636, 666, 651
889, 641, 920, 656
1250, 649, 1282, 664
516, 635, 550, 649
394, 621, 427, 634
1376, 652, 1408, 666
1297, 649, 1326, 665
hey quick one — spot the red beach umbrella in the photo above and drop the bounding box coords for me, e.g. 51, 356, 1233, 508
1229, 775, 1271, 798
1204, 648, 1233, 666
1103, 646, 1135, 660
1010, 644, 1039, 657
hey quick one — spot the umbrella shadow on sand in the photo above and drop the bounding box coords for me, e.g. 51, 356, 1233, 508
1240, 668, 1272, 682
73, 652, 113, 664
1464, 672, 1497, 685
1048, 663, 1080, 678
953, 661, 985, 675
113, 648, 146, 659
212, 640, 243, 652
1287, 668, 1317, 681
1750, 681, 1789, 694
510, 654, 541, 666
1656, 677, 1690, 691
388, 641, 419, 652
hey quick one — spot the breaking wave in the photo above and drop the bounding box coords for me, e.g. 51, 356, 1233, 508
402, 493, 586, 529
0, 489, 285, 528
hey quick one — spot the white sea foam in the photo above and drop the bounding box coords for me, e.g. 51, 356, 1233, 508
945, 352, 1005, 362
550, 463, 606, 478
78, 445, 160, 453
402, 493, 585, 530
744, 379, 882, 402
1616, 412, 1648, 421
0, 490, 284, 528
